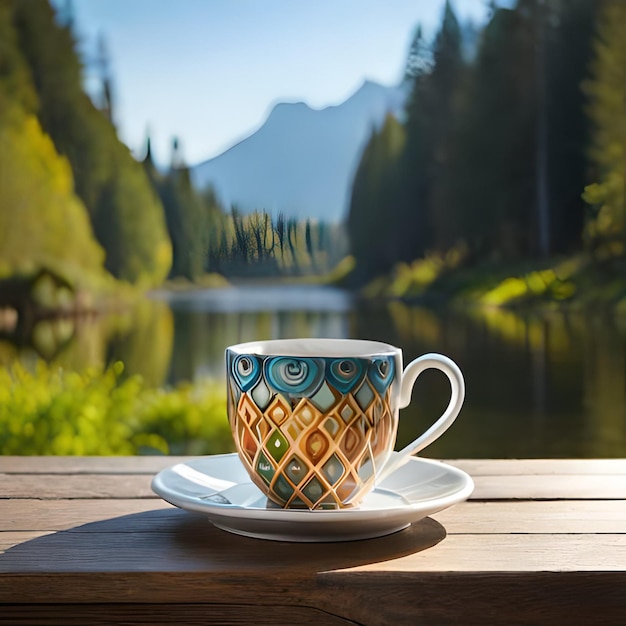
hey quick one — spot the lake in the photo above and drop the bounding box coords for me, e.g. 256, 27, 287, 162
3, 283, 625, 458
155, 284, 626, 458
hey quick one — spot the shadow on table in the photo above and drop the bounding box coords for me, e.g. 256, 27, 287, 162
0, 507, 446, 573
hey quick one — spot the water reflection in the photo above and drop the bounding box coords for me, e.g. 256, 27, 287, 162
154, 284, 354, 313
159, 288, 625, 458
1, 283, 625, 457
0, 298, 174, 388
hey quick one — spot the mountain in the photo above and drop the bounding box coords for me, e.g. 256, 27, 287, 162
191, 80, 409, 222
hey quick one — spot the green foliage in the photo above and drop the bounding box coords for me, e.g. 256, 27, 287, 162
0, 2, 109, 287
0, 0, 37, 113
582, 0, 626, 257
348, 115, 406, 281
210, 208, 343, 277
0, 103, 108, 286
145, 140, 219, 281
443, 6, 535, 257
10, 0, 171, 287
0, 360, 232, 456
348, 1, 466, 284
347, 0, 602, 285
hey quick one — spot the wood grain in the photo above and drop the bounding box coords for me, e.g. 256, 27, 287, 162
0, 456, 192, 474
0, 571, 624, 625
1, 524, 624, 578
3, 471, 625, 500
0, 457, 624, 625
469, 473, 626, 499
0, 603, 355, 626
449, 458, 626, 475
2, 456, 625, 475
0, 499, 174, 531
0, 473, 157, 499
434, 500, 626, 533
3, 499, 626, 534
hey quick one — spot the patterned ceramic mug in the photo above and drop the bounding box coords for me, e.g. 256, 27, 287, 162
226, 338, 464, 510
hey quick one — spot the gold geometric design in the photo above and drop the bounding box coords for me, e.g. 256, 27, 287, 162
301, 428, 329, 463
366, 396, 384, 427
239, 423, 258, 463
265, 394, 291, 426
354, 378, 375, 412
321, 415, 343, 438
334, 394, 361, 425
232, 383, 397, 509
371, 409, 394, 458
238, 393, 262, 428
254, 416, 271, 442
339, 426, 363, 459
292, 398, 323, 428
284, 414, 305, 442
310, 381, 341, 412
250, 379, 272, 410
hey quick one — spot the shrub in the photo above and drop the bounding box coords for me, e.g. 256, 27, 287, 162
0, 361, 232, 455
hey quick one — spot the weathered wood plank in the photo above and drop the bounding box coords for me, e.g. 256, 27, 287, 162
0, 456, 192, 474
1, 456, 625, 476
3, 499, 626, 534
3, 471, 625, 500
0, 532, 53, 553
469, 473, 626, 500
315, 572, 626, 626
1, 523, 625, 578
0, 603, 355, 625
344, 533, 626, 572
0, 514, 446, 575
0, 543, 625, 626
449, 458, 626, 475
0, 474, 157, 499
0, 458, 624, 625
0, 574, 622, 626
0, 500, 174, 531
433, 500, 626, 534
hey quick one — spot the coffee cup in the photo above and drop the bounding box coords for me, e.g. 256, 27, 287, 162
226, 338, 464, 510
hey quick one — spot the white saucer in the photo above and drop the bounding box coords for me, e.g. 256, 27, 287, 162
151, 453, 473, 542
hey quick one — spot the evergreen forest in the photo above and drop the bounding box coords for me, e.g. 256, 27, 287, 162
0, 0, 339, 301
348, 0, 625, 304
0, 0, 625, 456
0, 0, 624, 304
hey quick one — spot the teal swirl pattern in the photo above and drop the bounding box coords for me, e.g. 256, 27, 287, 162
325, 358, 365, 393
264, 357, 325, 396
368, 356, 395, 394
232, 354, 262, 391
228, 352, 396, 397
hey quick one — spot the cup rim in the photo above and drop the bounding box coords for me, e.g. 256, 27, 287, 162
226, 337, 400, 358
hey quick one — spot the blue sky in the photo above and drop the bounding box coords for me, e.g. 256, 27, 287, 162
56, 0, 500, 165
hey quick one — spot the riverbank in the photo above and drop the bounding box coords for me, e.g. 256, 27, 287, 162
359, 253, 626, 313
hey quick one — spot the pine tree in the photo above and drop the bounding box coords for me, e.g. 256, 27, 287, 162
397, 0, 465, 258
11, 0, 171, 287
348, 115, 406, 281
0, 0, 107, 286
445, 5, 536, 258
403, 24, 432, 81
147, 137, 215, 280
582, 0, 626, 257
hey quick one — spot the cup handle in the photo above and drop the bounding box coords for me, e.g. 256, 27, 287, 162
377, 353, 465, 483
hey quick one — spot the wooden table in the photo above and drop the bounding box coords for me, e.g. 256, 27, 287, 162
1, 457, 625, 625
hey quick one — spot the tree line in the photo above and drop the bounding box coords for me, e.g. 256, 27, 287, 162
0, 0, 341, 295
0, 0, 170, 289
142, 136, 346, 280
347, 0, 625, 284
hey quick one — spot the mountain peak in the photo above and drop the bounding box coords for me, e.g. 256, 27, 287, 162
266, 100, 313, 123
192, 81, 408, 222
